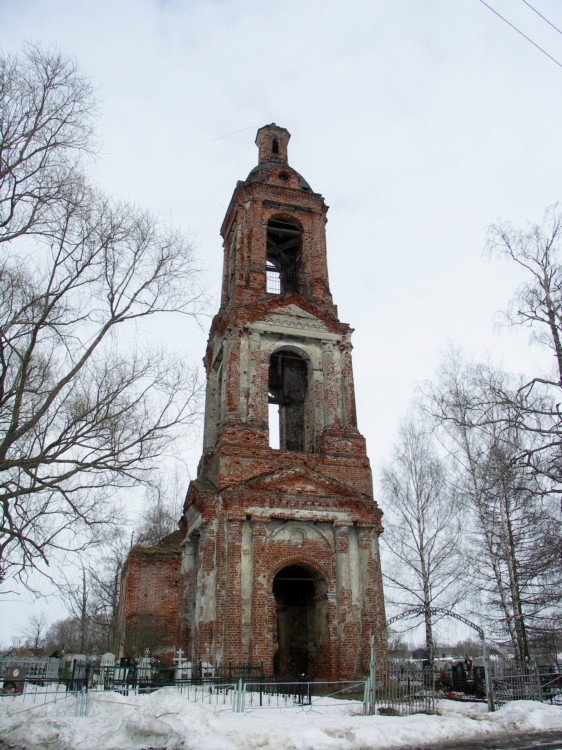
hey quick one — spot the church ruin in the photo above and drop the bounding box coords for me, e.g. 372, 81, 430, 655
117, 124, 387, 679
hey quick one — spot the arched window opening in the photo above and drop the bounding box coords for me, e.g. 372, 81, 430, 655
266, 218, 302, 295
268, 351, 308, 452
272, 138, 279, 155
273, 565, 326, 677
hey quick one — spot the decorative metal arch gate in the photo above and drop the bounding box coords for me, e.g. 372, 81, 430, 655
385, 607, 495, 710
384, 607, 547, 710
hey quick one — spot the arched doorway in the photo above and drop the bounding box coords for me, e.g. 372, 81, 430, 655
272, 564, 328, 677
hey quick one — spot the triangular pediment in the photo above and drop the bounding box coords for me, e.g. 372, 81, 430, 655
223, 465, 359, 499
260, 306, 330, 335
270, 303, 318, 320
246, 294, 343, 330
264, 302, 329, 328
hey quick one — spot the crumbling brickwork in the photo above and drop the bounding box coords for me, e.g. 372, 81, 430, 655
181, 125, 388, 679
115, 532, 181, 662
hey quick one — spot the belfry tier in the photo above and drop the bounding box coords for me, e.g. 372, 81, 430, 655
199, 124, 369, 488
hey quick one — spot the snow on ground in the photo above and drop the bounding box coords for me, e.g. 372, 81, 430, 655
0, 688, 561, 750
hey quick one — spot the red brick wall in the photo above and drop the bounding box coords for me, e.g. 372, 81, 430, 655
117, 545, 181, 662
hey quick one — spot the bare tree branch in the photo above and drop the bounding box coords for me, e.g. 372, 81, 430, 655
0, 43, 96, 243
0, 47, 205, 588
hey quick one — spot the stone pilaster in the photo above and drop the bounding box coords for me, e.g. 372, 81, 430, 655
249, 521, 269, 665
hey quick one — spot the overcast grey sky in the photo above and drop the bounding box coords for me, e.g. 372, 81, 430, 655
1, 0, 561, 642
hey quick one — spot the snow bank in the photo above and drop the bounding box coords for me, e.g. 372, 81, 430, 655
0, 688, 561, 750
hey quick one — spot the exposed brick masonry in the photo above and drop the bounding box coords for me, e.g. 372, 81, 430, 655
116, 125, 388, 676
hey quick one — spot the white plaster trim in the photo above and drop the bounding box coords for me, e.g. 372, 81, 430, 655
250, 322, 341, 340
245, 507, 354, 524
186, 507, 202, 533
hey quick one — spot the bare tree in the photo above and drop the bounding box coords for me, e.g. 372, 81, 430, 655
449, 637, 481, 659
43, 614, 108, 655
58, 567, 90, 652
387, 629, 411, 658
380, 413, 464, 665
49, 536, 127, 655
0, 44, 96, 244
87, 535, 129, 651
486, 204, 562, 490
21, 611, 49, 654
0, 46, 204, 588
44, 616, 83, 655
488, 204, 562, 382
420, 203, 562, 660
135, 472, 185, 546
427, 353, 561, 663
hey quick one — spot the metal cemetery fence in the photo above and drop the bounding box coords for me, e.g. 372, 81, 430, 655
1, 650, 559, 718
233, 679, 365, 712
174, 678, 367, 714
364, 657, 436, 716
489, 658, 543, 705
164, 672, 430, 716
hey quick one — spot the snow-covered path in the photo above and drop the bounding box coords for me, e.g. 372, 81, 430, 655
1, 689, 561, 749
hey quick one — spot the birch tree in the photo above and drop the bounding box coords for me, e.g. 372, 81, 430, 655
381, 413, 464, 665
486, 205, 562, 491
428, 354, 561, 662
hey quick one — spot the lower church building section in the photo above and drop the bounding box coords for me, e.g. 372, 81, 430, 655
181, 475, 386, 679
115, 532, 182, 661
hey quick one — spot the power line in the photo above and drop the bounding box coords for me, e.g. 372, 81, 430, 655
521, 0, 562, 37
212, 125, 261, 142
479, 0, 562, 70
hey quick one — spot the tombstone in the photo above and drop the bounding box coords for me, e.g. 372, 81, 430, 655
173, 649, 192, 682
100, 653, 115, 668
201, 660, 215, 680
3, 665, 26, 693
137, 650, 152, 683
452, 661, 467, 690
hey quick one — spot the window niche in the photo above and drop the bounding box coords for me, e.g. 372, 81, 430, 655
268, 350, 309, 452
266, 218, 302, 295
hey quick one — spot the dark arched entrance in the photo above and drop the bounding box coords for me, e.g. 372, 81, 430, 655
272, 564, 328, 677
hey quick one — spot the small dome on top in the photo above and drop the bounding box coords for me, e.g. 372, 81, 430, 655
256, 123, 290, 164
245, 124, 312, 192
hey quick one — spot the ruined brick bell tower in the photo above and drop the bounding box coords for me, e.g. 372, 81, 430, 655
181, 125, 387, 679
